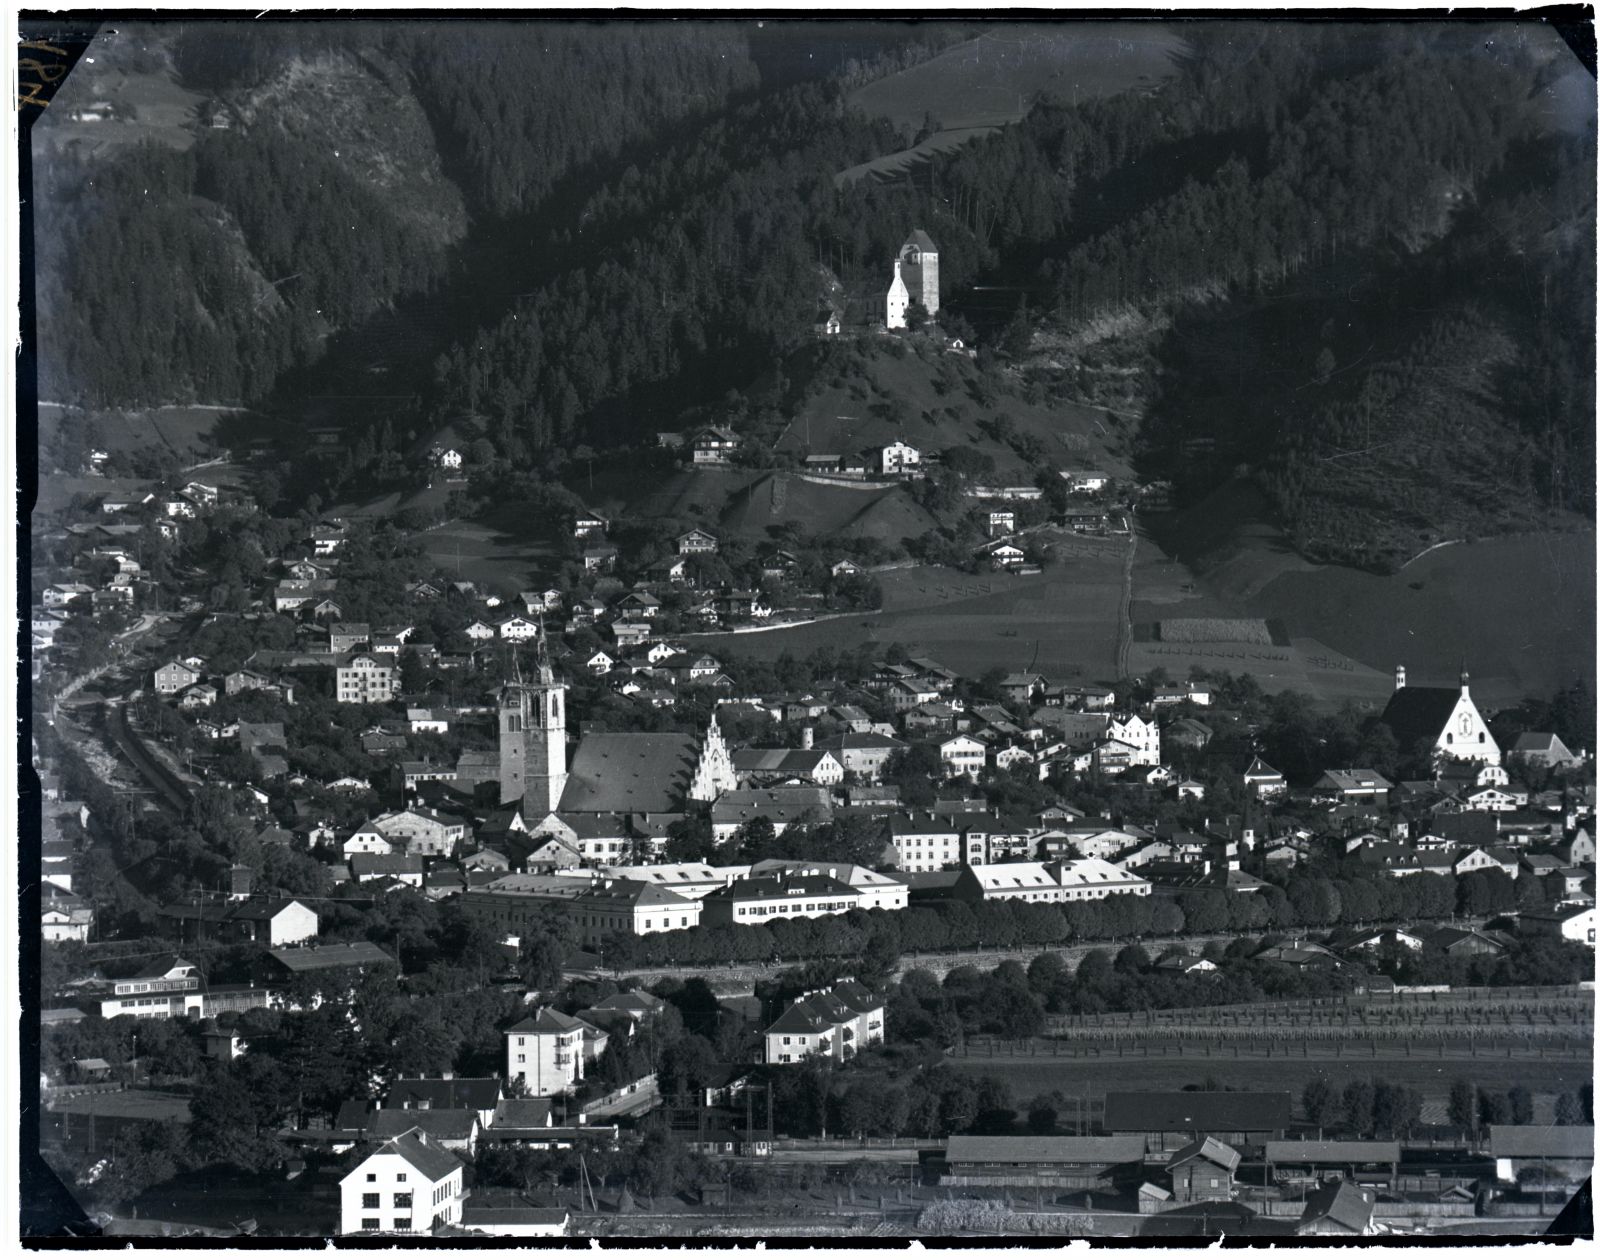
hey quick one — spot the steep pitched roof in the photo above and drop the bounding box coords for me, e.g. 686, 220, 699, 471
1105, 1091, 1292, 1134
360, 1129, 462, 1183
1299, 1180, 1374, 1233
1167, 1135, 1242, 1174
505, 1007, 589, 1035
1489, 1124, 1595, 1158
370, 1109, 479, 1143
559, 732, 699, 814
491, 1097, 554, 1130
386, 1078, 501, 1112
1380, 685, 1463, 749
946, 1135, 1145, 1166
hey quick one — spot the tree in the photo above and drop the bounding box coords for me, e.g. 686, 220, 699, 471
1448, 1079, 1477, 1135
1508, 1084, 1534, 1125
1302, 1079, 1339, 1130
663, 815, 716, 863
1027, 1102, 1058, 1134
1000, 298, 1032, 359
1478, 1090, 1511, 1129
518, 930, 567, 991
734, 816, 779, 863
390, 1009, 461, 1076
188, 1061, 273, 1171
1554, 1091, 1584, 1126
1342, 1079, 1376, 1136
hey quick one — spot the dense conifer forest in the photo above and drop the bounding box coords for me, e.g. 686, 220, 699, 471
33, 20, 1595, 567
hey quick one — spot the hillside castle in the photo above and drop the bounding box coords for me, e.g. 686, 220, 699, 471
886, 230, 939, 329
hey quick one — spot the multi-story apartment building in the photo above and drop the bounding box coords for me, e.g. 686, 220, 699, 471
763, 980, 884, 1065
336, 653, 399, 704
504, 1007, 591, 1096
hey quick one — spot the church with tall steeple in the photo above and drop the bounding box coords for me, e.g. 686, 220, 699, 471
499, 639, 569, 817
497, 646, 738, 834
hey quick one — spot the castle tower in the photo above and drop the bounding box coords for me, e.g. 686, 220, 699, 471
498, 644, 568, 816
899, 230, 939, 318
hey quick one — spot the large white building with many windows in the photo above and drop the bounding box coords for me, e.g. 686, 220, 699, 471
336, 653, 399, 704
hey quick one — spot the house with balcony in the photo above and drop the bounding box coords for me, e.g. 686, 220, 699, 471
764, 980, 884, 1065
691, 426, 741, 465
504, 1007, 593, 1096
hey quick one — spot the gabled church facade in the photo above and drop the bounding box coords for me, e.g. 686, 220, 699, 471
498, 660, 738, 825
1380, 665, 1501, 767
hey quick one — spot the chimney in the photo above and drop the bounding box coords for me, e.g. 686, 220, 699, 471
801, 726, 814, 750
1394, 665, 1406, 692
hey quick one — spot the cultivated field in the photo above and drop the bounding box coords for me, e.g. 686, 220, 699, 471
951, 1055, 1593, 1126
1159, 618, 1274, 645
951, 988, 1595, 1118
37, 403, 234, 464
47, 1089, 192, 1122
32, 472, 153, 518
781, 342, 1125, 483
718, 473, 938, 544
698, 550, 1124, 679
840, 24, 1187, 184
417, 518, 557, 592
33, 27, 206, 158
1131, 516, 1596, 707
1250, 532, 1598, 707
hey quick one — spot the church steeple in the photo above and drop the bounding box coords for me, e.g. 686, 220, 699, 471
499, 638, 568, 816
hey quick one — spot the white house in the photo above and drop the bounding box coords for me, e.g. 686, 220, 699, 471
339, 1129, 465, 1235
370, 808, 467, 858
677, 528, 720, 556
155, 660, 201, 694
498, 615, 541, 642
879, 441, 921, 476
1106, 714, 1161, 767
1520, 906, 1596, 947
504, 1007, 590, 1096
764, 980, 884, 1065
940, 734, 988, 779
1243, 757, 1287, 798
336, 654, 399, 705
1060, 470, 1110, 493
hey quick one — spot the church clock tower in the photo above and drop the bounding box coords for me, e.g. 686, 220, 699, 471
498, 642, 568, 815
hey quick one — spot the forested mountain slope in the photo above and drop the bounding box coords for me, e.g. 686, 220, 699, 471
31, 22, 763, 408
33, 21, 1593, 576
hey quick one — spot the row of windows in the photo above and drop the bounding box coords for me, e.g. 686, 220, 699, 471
735, 902, 850, 917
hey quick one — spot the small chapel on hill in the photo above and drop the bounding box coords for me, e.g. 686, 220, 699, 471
886, 230, 939, 329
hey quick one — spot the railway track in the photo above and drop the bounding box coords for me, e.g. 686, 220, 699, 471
99, 698, 193, 819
